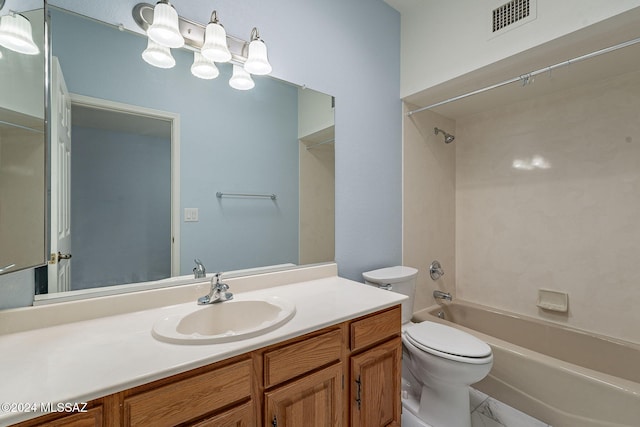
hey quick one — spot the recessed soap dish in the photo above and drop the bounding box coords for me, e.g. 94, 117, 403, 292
536, 289, 568, 313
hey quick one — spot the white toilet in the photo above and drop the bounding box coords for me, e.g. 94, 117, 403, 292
363, 266, 493, 427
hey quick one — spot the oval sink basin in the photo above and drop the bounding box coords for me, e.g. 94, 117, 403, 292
152, 296, 296, 344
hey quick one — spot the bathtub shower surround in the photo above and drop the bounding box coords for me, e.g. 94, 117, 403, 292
403, 105, 456, 310
456, 68, 640, 344
415, 300, 640, 427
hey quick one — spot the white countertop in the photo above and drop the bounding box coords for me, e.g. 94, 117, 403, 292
0, 275, 405, 425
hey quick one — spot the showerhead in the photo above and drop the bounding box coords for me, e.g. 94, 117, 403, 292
434, 127, 455, 144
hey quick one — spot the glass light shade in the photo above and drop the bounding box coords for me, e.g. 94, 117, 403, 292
244, 39, 272, 75
201, 22, 231, 62
229, 64, 254, 90
0, 13, 39, 55
147, 1, 184, 48
142, 38, 175, 68
191, 51, 219, 79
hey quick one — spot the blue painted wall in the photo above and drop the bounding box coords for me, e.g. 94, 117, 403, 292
0, 0, 401, 308
71, 127, 171, 289
51, 8, 300, 275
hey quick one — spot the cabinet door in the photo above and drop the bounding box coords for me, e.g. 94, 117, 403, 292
351, 337, 401, 427
191, 401, 254, 427
265, 363, 342, 427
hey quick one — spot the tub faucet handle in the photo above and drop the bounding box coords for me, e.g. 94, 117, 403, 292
429, 260, 445, 280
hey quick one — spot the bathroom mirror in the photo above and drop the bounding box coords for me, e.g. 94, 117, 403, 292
0, 2, 46, 277
36, 4, 335, 299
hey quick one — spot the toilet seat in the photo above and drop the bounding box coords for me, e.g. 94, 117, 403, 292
404, 321, 492, 364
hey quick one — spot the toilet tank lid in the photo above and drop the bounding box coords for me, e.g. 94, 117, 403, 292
362, 266, 418, 284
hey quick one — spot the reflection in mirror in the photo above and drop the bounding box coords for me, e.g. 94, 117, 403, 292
37, 5, 335, 300
0, 4, 46, 276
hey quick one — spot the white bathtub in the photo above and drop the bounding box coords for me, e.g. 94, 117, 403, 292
413, 300, 640, 427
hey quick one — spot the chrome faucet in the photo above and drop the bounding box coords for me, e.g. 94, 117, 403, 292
198, 272, 233, 305
433, 290, 452, 302
193, 258, 206, 279
429, 260, 445, 280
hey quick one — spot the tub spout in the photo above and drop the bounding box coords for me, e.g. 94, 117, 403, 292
433, 290, 452, 302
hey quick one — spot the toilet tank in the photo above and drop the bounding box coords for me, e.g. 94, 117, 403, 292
362, 266, 418, 324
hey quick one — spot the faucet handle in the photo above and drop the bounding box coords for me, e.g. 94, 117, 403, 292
193, 258, 206, 279
212, 272, 228, 289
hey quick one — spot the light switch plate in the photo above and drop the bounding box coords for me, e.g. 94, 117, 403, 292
184, 208, 199, 222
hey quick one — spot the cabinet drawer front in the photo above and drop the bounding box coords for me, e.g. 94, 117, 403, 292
264, 329, 342, 388
31, 406, 103, 427
350, 306, 401, 351
123, 359, 251, 427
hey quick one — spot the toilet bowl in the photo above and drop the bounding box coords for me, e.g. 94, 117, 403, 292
362, 266, 493, 427
402, 321, 493, 427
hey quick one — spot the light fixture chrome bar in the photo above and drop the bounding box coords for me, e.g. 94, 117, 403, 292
216, 192, 276, 200
132, 3, 249, 63
407, 36, 640, 116
305, 138, 335, 150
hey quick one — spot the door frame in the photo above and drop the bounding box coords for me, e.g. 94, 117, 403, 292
69, 94, 181, 277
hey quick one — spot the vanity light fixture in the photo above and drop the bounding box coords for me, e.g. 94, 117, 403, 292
243, 28, 271, 75
147, 0, 184, 48
0, 3, 40, 55
229, 64, 255, 90
201, 11, 231, 63
142, 38, 175, 68
191, 51, 219, 79
133, 2, 272, 89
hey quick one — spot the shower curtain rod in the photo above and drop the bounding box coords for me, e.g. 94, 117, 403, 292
406, 36, 640, 116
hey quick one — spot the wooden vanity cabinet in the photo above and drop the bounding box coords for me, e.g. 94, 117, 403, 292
121, 357, 253, 427
14, 306, 401, 427
349, 307, 402, 427
260, 328, 345, 427
10, 401, 107, 427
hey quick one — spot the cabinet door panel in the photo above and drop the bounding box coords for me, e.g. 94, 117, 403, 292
265, 363, 342, 427
191, 401, 254, 427
351, 337, 401, 427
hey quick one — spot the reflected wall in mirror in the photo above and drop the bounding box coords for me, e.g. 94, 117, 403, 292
0, 3, 46, 276
37, 5, 335, 298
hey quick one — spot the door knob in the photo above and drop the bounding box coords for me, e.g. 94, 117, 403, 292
57, 252, 72, 261
50, 252, 72, 263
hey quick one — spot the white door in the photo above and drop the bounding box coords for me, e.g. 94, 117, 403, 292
48, 57, 72, 293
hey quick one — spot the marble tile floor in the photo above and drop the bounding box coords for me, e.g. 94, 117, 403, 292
469, 388, 550, 427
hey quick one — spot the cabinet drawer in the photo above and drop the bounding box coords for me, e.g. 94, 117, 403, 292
25, 406, 103, 427
123, 359, 251, 427
350, 306, 401, 351
264, 329, 342, 388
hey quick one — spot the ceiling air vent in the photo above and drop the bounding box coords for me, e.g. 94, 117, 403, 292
492, 0, 534, 33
